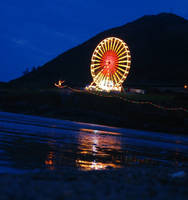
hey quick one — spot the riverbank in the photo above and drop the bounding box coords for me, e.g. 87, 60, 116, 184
0, 166, 187, 200
0, 88, 187, 135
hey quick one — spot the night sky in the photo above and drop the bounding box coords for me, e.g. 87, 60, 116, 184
0, 0, 188, 82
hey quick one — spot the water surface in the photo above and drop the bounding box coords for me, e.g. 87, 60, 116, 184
0, 111, 188, 173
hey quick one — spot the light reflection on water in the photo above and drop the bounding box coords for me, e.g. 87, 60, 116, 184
45, 151, 55, 170
0, 117, 188, 172
76, 129, 122, 170
41, 128, 179, 171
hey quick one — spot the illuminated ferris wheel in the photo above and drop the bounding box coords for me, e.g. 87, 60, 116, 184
87, 37, 131, 92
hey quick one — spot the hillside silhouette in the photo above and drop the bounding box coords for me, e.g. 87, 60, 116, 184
9, 13, 188, 88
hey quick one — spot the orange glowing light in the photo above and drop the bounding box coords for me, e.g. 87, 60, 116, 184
86, 37, 131, 92
184, 84, 188, 89
54, 80, 66, 88
45, 151, 55, 170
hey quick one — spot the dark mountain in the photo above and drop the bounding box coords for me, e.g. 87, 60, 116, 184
9, 13, 188, 88
0, 82, 7, 88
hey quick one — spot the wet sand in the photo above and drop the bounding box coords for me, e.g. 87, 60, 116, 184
0, 166, 187, 200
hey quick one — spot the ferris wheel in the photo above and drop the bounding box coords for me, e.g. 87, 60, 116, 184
87, 37, 131, 92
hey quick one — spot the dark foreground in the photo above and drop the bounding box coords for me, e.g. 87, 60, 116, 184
0, 166, 188, 200
0, 111, 188, 199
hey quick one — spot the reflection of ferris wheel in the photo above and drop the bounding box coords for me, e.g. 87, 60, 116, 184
87, 37, 131, 92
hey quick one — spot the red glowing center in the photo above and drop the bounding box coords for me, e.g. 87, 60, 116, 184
100, 50, 118, 76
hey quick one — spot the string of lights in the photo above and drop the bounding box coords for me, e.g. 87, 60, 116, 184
119, 96, 188, 112
54, 81, 188, 113
86, 89, 188, 113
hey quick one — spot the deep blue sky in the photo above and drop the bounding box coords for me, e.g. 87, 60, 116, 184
0, 0, 188, 82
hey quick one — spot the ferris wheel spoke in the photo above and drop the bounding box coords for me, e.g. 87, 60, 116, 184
91, 63, 100, 67
103, 40, 108, 52
114, 40, 121, 52
91, 66, 103, 72
112, 39, 117, 51
110, 39, 113, 50
116, 43, 125, 54
103, 75, 108, 86
118, 55, 128, 61
116, 69, 124, 77
104, 42, 108, 52
107, 39, 110, 51
108, 39, 112, 51
117, 45, 126, 56
119, 69, 129, 75
93, 54, 102, 60
99, 70, 106, 81
114, 41, 119, 52
105, 40, 108, 51
118, 60, 127, 64
117, 48, 125, 57
117, 49, 127, 57
109, 74, 113, 84
94, 70, 103, 81
115, 42, 123, 54
98, 46, 105, 55
95, 49, 103, 58
108, 40, 110, 51
118, 64, 127, 67
101, 42, 107, 52
117, 67, 126, 73
114, 72, 121, 82
97, 74, 102, 83
98, 73, 105, 84
92, 59, 101, 63
112, 74, 118, 85
105, 75, 108, 83
106, 40, 110, 51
